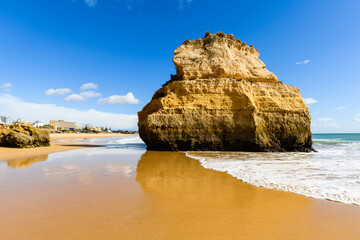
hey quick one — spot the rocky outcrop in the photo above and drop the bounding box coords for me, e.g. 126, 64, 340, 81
138, 32, 313, 152
0, 123, 50, 148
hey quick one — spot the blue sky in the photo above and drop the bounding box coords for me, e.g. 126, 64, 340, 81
0, 0, 359, 131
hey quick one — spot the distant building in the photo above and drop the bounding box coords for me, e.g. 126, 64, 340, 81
0, 116, 12, 125
49, 120, 84, 130
33, 121, 45, 128
84, 124, 102, 132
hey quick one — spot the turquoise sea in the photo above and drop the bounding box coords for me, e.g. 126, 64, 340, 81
313, 133, 360, 144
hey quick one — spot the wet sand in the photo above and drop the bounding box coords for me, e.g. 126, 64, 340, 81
0, 148, 359, 239
0, 133, 135, 161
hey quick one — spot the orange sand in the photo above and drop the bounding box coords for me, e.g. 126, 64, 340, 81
0, 151, 359, 239
0, 133, 136, 161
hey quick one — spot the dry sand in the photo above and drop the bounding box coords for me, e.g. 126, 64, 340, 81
0, 150, 360, 239
0, 133, 136, 161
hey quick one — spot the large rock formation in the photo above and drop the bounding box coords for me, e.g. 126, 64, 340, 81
0, 123, 50, 148
138, 32, 313, 152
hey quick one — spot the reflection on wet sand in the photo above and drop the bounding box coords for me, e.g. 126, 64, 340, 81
7, 154, 49, 169
135, 151, 360, 239
0, 149, 360, 240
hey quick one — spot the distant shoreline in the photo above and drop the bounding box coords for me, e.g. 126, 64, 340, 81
0, 133, 137, 161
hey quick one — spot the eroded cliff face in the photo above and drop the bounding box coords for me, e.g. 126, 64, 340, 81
138, 32, 313, 152
173, 32, 277, 82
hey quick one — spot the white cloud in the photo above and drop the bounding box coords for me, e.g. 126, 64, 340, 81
1, 83, 12, 92
64, 91, 101, 101
296, 59, 311, 65
98, 92, 139, 105
84, 0, 97, 7
80, 82, 98, 91
80, 91, 101, 98
303, 98, 317, 105
0, 94, 137, 130
44, 88, 72, 96
312, 118, 338, 128
354, 114, 360, 122
65, 94, 85, 102
336, 106, 347, 110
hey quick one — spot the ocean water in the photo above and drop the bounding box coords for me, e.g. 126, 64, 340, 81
58, 136, 146, 150
59, 134, 360, 205
186, 133, 360, 205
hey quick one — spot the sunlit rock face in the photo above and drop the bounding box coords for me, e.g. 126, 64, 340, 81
138, 32, 313, 152
0, 123, 50, 148
173, 32, 277, 82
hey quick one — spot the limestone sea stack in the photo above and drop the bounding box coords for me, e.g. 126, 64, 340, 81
138, 32, 313, 152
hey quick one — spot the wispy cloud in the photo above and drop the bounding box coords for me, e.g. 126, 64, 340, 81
80, 91, 101, 98
312, 118, 338, 128
120, 0, 143, 10
65, 94, 85, 102
336, 106, 347, 110
178, 0, 192, 9
80, 82, 98, 91
84, 0, 97, 7
354, 114, 360, 122
44, 88, 72, 96
303, 98, 317, 105
98, 92, 139, 105
81, 0, 189, 10
0, 83, 12, 92
0, 94, 137, 130
296, 59, 310, 65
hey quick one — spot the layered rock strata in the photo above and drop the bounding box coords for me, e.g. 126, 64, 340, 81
138, 32, 313, 152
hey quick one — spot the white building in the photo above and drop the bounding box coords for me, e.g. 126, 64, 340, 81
49, 120, 84, 130
33, 121, 45, 128
0, 116, 12, 125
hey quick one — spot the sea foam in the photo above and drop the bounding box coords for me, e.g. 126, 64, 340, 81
186, 136, 360, 205
109, 136, 145, 145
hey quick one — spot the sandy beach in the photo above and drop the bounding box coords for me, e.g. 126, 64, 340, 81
0, 133, 136, 161
0, 144, 360, 239
2, 0, 359, 239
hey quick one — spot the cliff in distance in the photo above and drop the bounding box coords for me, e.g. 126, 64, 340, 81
138, 32, 313, 152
